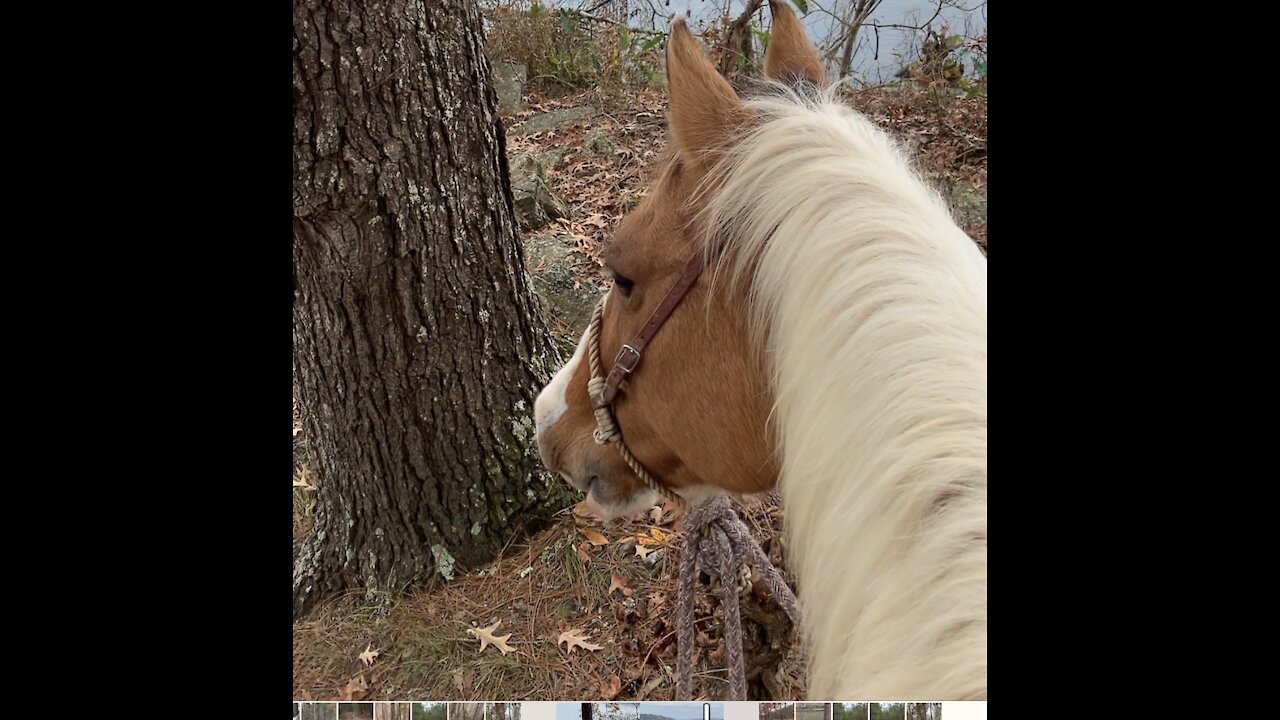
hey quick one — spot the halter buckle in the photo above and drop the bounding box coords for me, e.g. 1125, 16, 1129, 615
614, 344, 641, 373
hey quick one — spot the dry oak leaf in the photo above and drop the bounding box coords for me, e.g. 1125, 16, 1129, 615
358, 643, 380, 667
337, 674, 368, 701
637, 528, 675, 546
467, 620, 515, 655
580, 528, 608, 546
601, 673, 622, 699
575, 540, 592, 565
558, 628, 603, 654
293, 466, 316, 490
647, 591, 667, 617
608, 573, 634, 597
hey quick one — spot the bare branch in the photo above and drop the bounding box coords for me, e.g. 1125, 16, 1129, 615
574, 10, 665, 36
717, 0, 767, 78
867, 0, 943, 31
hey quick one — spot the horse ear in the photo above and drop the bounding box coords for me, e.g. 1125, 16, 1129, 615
764, 0, 826, 86
666, 18, 751, 169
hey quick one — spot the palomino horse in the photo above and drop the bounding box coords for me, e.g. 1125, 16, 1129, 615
534, 0, 986, 700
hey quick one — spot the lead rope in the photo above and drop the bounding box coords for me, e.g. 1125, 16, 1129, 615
675, 496, 802, 699
585, 295, 803, 699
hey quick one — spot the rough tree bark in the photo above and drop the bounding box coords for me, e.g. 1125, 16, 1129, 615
293, 0, 568, 618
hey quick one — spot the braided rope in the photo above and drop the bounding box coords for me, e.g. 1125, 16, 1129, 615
587, 297, 687, 509
674, 495, 803, 699
585, 296, 801, 699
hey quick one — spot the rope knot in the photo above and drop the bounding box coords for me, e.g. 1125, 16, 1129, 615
587, 376, 621, 445
674, 495, 802, 700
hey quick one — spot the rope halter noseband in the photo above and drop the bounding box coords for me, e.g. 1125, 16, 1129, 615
585, 243, 715, 509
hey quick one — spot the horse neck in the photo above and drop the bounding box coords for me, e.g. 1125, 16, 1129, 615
706, 93, 987, 698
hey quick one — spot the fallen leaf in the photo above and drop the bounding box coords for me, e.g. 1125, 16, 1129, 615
581, 528, 608, 546
708, 641, 726, 663
636, 672, 666, 699
608, 573, 634, 597
337, 674, 368, 701
575, 540, 592, 565
467, 620, 515, 655
647, 592, 667, 617
358, 643, 380, 667
635, 544, 654, 560
293, 466, 316, 490
601, 673, 622, 699
637, 528, 674, 546
558, 628, 603, 653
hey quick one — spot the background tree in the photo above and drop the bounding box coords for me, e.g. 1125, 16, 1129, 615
452, 705, 485, 720
375, 705, 412, 720
872, 705, 903, 720
340, 703, 375, 720
293, 0, 570, 617
836, 703, 869, 720
414, 704, 447, 720
302, 705, 339, 720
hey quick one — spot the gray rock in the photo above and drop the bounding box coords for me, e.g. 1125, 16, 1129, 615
523, 232, 601, 333
508, 106, 599, 136
581, 128, 616, 157
509, 150, 568, 230
493, 62, 526, 113
946, 183, 987, 229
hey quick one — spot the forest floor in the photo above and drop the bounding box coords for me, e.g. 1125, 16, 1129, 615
292, 80, 987, 702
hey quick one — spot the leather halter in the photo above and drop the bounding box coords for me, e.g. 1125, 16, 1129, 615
585, 246, 717, 508
591, 248, 711, 411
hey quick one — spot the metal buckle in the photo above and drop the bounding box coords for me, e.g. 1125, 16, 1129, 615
614, 344, 641, 373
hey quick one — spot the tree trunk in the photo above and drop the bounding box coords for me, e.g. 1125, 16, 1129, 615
837, 0, 883, 78
376, 704, 411, 720
293, 0, 568, 619
718, 0, 765, 81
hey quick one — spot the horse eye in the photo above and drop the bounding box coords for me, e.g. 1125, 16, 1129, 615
612, 272, 635, 297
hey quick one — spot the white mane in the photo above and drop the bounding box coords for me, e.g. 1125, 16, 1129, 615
700, 83, 987, 699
